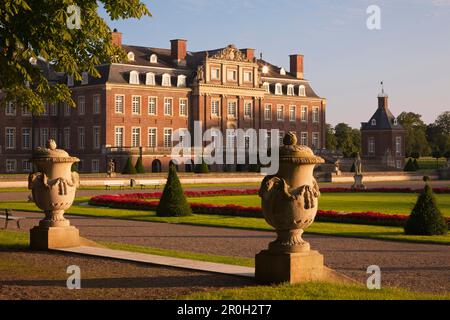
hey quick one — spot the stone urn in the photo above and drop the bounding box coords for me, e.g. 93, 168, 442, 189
28, 139, 81, 249
256, 132, 326, 284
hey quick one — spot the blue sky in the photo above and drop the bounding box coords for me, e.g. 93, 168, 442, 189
99, 0, 450, 128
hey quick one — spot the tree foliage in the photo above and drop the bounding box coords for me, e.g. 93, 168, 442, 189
397, 112, 430, 157
334, 123, 360, 157
325, 123, 337, 151
427, 111, 450, 154
0, 0, 150, 112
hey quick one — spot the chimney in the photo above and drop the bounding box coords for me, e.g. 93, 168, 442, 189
171, 39, 187, 65
241, 48, 255, 61
290, 54, 304, 79
111, 28, 122, 47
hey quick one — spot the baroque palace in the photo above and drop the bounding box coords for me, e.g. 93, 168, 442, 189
0, 30, 326, 173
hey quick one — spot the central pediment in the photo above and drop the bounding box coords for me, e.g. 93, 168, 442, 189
210, 45, 252, 63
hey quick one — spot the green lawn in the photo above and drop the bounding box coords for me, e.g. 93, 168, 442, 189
2, 199, 450, 245
189, 193, 450, 216
181, 282, 450, 300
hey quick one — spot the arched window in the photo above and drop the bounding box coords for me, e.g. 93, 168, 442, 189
162, 73, 171, 87
81, 72, 89, 85
393, 118, 398, 126
263, 82, 270, 93
299, 85, 306, 97
67, 75, 74, 87
150, 54, 158, 63
275, 83, 283, 95
145, 72, 155, 86
280, 68, 286, 76
127, 51, 135, 61
262, 66, 269, 74
129, 71, 139, 85
371, 119, 377, 126
177, 75, 186, 87
287, 84, 294, 96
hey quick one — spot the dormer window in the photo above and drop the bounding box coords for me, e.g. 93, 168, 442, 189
162, 73, 171, 87
129, 70, 140, 85
275, 83, 283, 95
393, 118, 398, 126
299, 85, 306, 97
280, 68, 286, 76
262, 66, 269, 74
150, 54, 158, 63
287, 84, 294, 96
145, 72, 155, 86
67, 75, 74, 87
127, 51, 135, 61
263, 82, 270, 93
81, 72, 89, 85
371, 119, 377, 126
177, 75, 187, 88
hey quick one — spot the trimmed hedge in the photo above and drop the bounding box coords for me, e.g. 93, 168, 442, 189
135, 156, 145, 174
122, 157, 137, 175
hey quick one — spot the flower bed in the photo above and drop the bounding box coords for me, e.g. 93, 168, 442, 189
89, 194, 450, 228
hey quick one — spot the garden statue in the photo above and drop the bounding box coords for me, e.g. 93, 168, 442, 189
334, 159, 342, 176
28, 139, 81, 249
107, 159, 116, 177
256, 132, 326, 284
352, 152, 366, 190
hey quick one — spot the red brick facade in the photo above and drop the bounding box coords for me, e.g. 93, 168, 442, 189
0, 33, 326, 173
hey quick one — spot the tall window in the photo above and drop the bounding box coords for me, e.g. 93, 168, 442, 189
211, 68, 220, 80
164, 98, 173, 116
299, 85, 306, 97
289, 106, 296, 122
5, 128, 16, 149
91, 160, 100, 173
78, 127, 85, 149
263, 82, 270, 93
300, 132, 308, 146
50, 103, 58, 116
301, 106, 308, 122
227, 130, 236, 148
312, 107, 320, 123
227, 101, 237, 118
39, 128, 48, 147
42, 103, 49, 116
93, 126, 100, 149
129, 71, 139, 85
211, 100, 221, 117
22, 160, 32, 173
132, 96, 141, 115
179, 99, 188, 116
244, 71, 252, 82
275, 83, 282, 95
64, 103, 71, 116
21, 106, 31, 116
368, 137, 375, 154
227, 69, 237, 81
244, 101, 252, 119
5, 101, 16, 116
312, 133, 320, 149
64, 128, 71, 149
277, 105, 284, 121
93, 95, 100, 114
148, 97, 157, 115
396, 136, 402, 155
5, 160, 16, 173
115, 95, 124, 114
148, 128, 157, 148
131, 127, 141, 147
22, 128, 31, 150
115, 127, 124, 147
264, 104, 272, 121
162, 74, 171, 87
164, 128, 173, 148
287, 85, 294, 96
77, 96, 85, 115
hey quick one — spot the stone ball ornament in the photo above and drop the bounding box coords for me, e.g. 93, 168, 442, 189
259, 132, 325, 253
28, 139, 80, 228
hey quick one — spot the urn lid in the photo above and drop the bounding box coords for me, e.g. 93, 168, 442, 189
31, 139, 80, 163
279, 132, 325, 164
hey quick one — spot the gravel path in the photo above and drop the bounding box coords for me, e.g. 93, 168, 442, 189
0, 249, 252, 300
10, 213, 450, 294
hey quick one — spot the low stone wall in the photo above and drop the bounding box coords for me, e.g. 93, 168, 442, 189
332, 172, 439, 183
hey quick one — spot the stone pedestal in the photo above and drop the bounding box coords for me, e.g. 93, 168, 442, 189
255, 250, 324, 284
30, 226, 80, 250
351, 174, 366, 190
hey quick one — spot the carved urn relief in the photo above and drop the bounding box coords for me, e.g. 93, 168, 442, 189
29, 140, 81, 249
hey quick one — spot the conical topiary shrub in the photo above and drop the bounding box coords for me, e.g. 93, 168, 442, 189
350, 163, 355, 173
194, 158, 209, 174
135, 156, 145, 174
122, 157, 137, 175
156, 164, 192, 217
404, 177, 448, 236
413, 158, 419, 171
404, 158, 416, 172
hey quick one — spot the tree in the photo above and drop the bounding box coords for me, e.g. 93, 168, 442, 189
431, 150, 442, 169
325, 124, 337, 151
0, 0, 150, 113
134, 156, 145, 174
334, 123, 360, 157
427, 112, 450, 154
156, 165, 192, 217
122, 157, 137, 175
404, 177, 448, 235
397, 112, 430, 157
